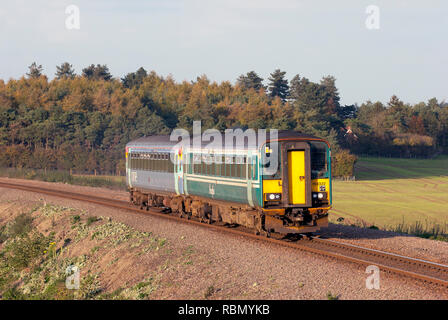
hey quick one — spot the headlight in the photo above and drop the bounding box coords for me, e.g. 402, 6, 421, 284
266, 193, 281, 201
313, 192, 327, 200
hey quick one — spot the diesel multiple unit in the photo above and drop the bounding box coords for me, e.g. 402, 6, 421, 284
126, 131, 332, 234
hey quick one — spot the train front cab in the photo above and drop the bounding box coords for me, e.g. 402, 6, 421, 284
261, 139, 331, 234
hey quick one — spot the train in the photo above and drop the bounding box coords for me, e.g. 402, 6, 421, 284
125, 130, 332, 235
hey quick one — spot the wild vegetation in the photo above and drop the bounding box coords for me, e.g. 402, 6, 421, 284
0, 203, 170, 299
1, 63, 447, 177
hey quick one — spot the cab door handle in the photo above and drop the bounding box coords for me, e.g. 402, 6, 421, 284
299, 176, 305, 181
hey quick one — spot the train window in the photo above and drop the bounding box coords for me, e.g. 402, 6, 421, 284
156, 154, 160, 171
234, 158, 239, 178
310, 141, 328, 179
167, 154, 171, 172
169, 154, 172, 172
203, 155, 209, 175
201, 160, 206, 175
216, 156, 222, 176
193, 161, 198, 174
207, 163, 212, 175
215, 157, 221, 176
145, 153, 150, 171
224, 156, 230, 177
188, 155, 192, 173
166, 154, 171, 172
215, 159, 220, 176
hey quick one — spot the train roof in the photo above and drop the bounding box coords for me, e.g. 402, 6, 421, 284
126, 130, 329, 150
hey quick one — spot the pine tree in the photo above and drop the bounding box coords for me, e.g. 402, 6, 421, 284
267, 69, 289, 101
82, 64, 112, 81
320, 75, 340, 114
289, 74, 302, 101
236, 71, 265, 91
55, 62, 76, 79
121, 67, 148, 88
27, 62, 43, 78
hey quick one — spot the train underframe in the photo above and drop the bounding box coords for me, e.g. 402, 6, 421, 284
129, 188, 329, 234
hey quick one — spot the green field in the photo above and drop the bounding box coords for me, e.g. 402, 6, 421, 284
331, 156, 448, 238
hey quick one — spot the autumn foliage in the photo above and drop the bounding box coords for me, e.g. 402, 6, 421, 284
0, 66, 447, 177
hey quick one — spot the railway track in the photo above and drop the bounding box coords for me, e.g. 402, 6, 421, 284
1, 180, 447, 288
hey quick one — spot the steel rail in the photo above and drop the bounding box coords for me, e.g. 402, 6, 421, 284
0, 180, 447, 287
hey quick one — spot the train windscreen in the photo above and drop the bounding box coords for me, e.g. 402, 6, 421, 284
310, 141, 329, 178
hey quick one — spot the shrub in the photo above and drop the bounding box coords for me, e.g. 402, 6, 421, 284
332, 149, 358, 178
86, 216, 100, 226
8, 213, 33, 238
5, 232, 54, 269
70, 215, 81, 224
326, 291, 339, 300
204, 285, 215, 299
0, 225, 7, 243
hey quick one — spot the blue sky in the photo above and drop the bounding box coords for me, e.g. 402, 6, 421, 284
1, 0, 447, 105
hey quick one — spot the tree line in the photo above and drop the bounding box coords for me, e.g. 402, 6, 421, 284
0, 62, 447, 176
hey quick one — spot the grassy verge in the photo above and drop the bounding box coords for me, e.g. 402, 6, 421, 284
0, 167, 126, 190
0, 203, 168, 299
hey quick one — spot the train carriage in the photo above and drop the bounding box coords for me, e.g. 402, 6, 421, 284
126, 131, 332, 234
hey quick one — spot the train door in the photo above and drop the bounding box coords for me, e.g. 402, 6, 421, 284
287, 151, 306, 204
281, 142, 311, 207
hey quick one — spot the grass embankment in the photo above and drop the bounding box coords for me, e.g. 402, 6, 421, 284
331, 156, 448, 241
0, 203, 169, 299
0, 168, 126, 190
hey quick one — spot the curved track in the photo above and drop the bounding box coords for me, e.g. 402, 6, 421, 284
0, 180, 447, 288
